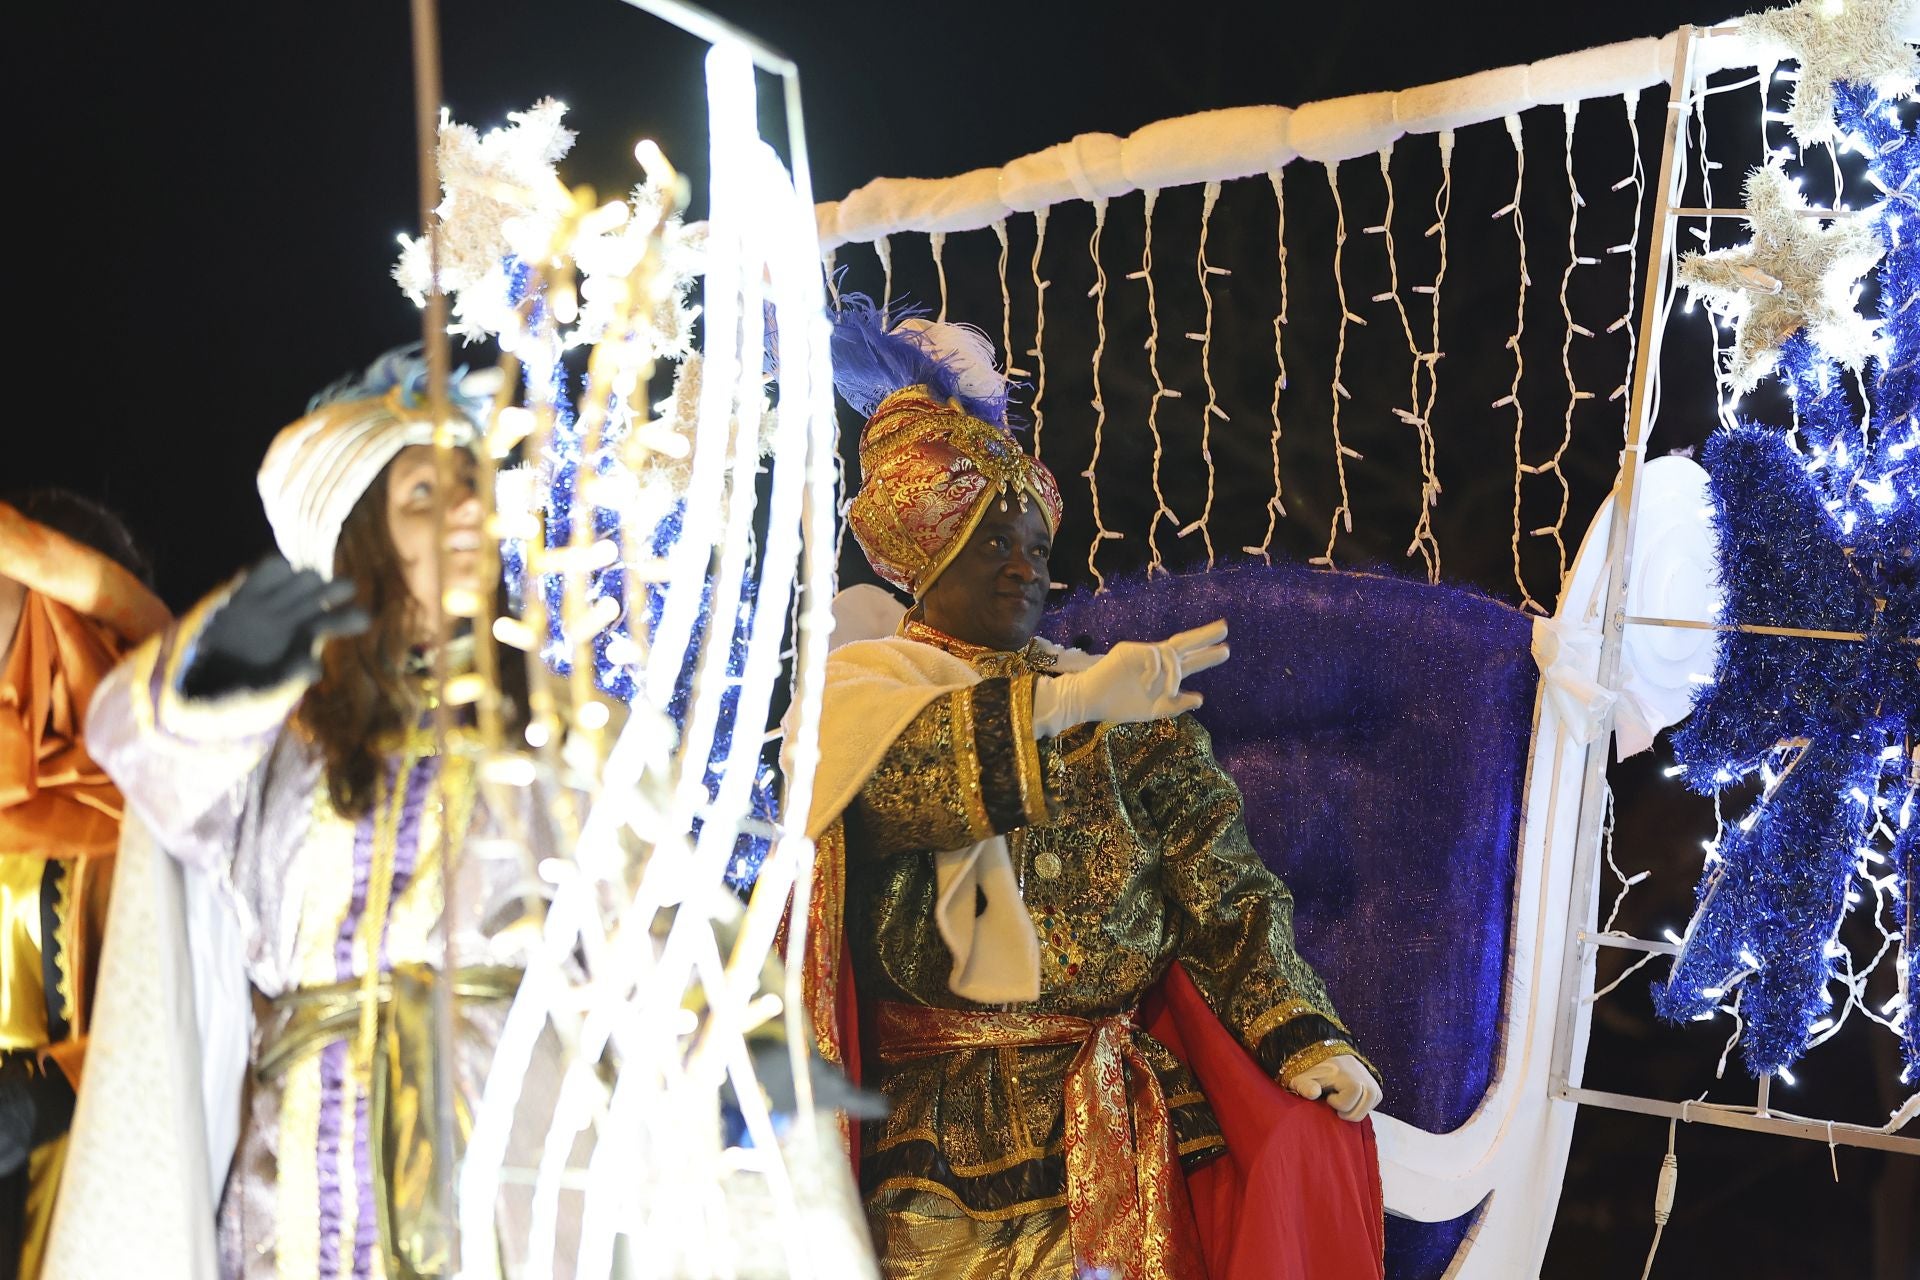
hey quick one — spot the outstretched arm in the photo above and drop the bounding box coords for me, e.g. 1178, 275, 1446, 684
87, 557, 366, 865
1133, 713, 1381, 1120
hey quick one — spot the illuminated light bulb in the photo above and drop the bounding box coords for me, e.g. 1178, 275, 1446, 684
1850, 787, 1872, 804
1702, 986, 1726, 998
1738, 811, 1759, 832
576, 700, 611, 731
603, 636, 645, 668
1809, 1017, 1833, 1033
482, 755, 538, 789
1664, 927, 1686, 945
489, 406, 537, 459
632, 419, 694, 459
1740, 949, 1761, 969
742, 993, 784, 1028
1776, 1067, 1796, 1086
444, 672, 488, 706
575, 199, 631, 239
443, 586, 486, 619
1714, 768, 1735, 784
524, 719, 552, 749
1860, 474, 1898, 510
492, 616, 537, 651
1665, 764, 1688, 777
634, 138, 669, 179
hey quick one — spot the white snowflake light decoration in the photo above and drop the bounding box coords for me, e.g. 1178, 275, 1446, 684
1743, 0, 1920, 146
1676, 164, 1884, 389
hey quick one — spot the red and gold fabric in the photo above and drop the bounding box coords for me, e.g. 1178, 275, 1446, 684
846, 387, 1063, 598
1, 500, 168, 1078
874, 1000, 1204, 1280
0, 499, 168, 1280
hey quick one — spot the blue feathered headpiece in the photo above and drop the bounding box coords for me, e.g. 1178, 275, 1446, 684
306, 343, 498, 426
829, 293, 1015, 428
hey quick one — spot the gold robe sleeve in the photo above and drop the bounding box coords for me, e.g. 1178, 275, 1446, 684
848, 673, 1050, 859
1121, 713, 1375, 1087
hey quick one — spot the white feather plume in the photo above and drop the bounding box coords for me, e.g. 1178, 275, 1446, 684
892, 317, 1010, 407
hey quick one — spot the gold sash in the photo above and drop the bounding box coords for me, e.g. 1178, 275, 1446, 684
873, 1000, 1204, 1280
257, 963, 521, 1279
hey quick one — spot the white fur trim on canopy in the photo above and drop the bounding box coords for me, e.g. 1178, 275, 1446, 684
813, 15, 1920, 251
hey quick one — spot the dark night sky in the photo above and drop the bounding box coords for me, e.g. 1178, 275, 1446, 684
11, 3, 1913, 1277
15, 0, 1744, 607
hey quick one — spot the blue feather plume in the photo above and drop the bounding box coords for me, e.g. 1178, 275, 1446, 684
829, 293, 1013, 427
306, 343, 492, 425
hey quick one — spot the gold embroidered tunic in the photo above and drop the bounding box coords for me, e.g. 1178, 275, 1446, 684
838, 622, 1364, 1274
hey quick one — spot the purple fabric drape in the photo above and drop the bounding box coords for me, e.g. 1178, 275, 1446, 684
1045, 562, 1537, 1280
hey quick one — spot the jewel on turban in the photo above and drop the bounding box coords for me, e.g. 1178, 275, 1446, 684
831, 297, 1061, 598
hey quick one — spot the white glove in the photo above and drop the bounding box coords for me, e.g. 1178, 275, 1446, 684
1032, 620, 1230, 736
1287, 1054, 1382, 1122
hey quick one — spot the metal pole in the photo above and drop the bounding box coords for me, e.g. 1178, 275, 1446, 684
407, 0, 463, 1266
614, 0, 798, 77
1546, 25, 1699, 1096
1560, 1085, 1918, 1154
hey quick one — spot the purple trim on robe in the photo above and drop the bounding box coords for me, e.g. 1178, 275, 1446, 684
350, 756, 437, 1278
315, 796, 380, 1280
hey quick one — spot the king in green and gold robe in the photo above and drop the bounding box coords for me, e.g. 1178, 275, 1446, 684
803, 617, 1369, 1280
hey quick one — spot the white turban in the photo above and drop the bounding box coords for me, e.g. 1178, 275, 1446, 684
255, 397, 435, 577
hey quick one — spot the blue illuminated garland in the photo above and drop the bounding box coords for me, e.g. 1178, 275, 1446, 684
501, 261, 779, 894
1655, 84, 1919, 1082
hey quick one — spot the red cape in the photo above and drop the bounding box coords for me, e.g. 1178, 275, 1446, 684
830, 942, 1385, 1279
1144, 963, 1386, 1280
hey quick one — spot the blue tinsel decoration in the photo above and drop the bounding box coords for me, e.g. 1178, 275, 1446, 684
497, 257, 783, 895
1656, 85, 1919, 1081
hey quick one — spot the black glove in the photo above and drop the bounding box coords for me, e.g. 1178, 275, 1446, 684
0, 1058, 74, 1177
180, 555, 370, 699
747, 1037, 891, 1121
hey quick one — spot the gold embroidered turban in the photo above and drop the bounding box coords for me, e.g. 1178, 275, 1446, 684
847, 387, 1062, 598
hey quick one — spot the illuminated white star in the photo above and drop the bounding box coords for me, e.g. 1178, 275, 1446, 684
1743, 0, 1920, 146
1677, 165, 1884, 390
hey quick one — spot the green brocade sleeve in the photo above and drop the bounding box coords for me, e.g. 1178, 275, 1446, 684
1125, 713, 1374, 1087
848, 673, 1051, 859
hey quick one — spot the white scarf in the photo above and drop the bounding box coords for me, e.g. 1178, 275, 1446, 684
804, 631, 1041, 1005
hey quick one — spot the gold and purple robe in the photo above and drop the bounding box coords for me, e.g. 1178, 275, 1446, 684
82, 593, 566, 1280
